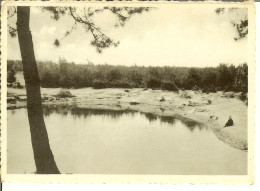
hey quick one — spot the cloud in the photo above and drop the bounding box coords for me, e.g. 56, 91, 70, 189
7, 6, 248, 67
40, 26, 57, 36
31, 7, 42, 15
63, 43, 76, 51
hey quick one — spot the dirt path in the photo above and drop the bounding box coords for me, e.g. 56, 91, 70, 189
7, 87, 248, 150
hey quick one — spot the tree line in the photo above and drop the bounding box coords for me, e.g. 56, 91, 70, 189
7, 59, 248, 93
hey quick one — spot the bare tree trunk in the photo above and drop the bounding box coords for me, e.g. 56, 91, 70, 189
17, 6, 60, 174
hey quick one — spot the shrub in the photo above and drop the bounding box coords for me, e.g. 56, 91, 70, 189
130, 101, 140, 105
147, 78, 161, 89
7, 59, 248, 93
201, 71, 217, 89
192, 85, 200, 91
217, 64, 233, 88
202, 86, 216, 93
7, 69, 16, 83
161, 81, 179, 91
16, 82, 23, 89
106, 69, 122, 82
216, 87, 222, 91
185, 68, 201, 89
208, 86, 217, 93
160, 96, 165, 102
239, 92, 247, 102
128, 69, 143, 86
233, 63, 248, 92
223, 85, 233, 92
181, 92, 191, 99
56, 89, 75, 98
108, 81, 132, 88
92, 80, 107, 89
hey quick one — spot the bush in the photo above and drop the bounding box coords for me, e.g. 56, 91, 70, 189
147, 78, 161, 89
56, 89, 75, 98
185, 69, 201, 89
181, 92, 191, 99
233, 63, 248, 92
217, 64, 233, 89
108, 81, 132, 88
208, 86, 217, 93
106, 69, 122, 82
7, 69, 16, 83
7, 60, 248, 93
239, 92, 247, 102
201, 71, 217, 89
161, 81, 179, 91
16, 82, 23, 89
192, 85, 200, 91
223, 85, 233, 92
216, 87, 222, 91
93, 80, 107, 89
202, 86, 216, 93
128, 69, 143, 86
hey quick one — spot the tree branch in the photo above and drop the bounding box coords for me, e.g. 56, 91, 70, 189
7, 6, 17, 19
52, 6, 150, 52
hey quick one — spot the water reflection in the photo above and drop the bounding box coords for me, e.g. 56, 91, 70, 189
160, 115, 176, 124
71, 107, 136, 120
43, 106, 71, 117
42, 106, 205, 132
143, 112, 157, 122
7, 107, 247, 175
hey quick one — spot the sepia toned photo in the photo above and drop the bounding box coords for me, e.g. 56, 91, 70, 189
0, 1, 255, 184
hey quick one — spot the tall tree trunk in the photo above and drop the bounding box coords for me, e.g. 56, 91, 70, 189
17, 7, 60, 174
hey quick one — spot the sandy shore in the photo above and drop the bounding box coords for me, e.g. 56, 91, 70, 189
7, 87, 248, 151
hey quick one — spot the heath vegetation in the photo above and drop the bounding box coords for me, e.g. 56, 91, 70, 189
8, 59, 248, 93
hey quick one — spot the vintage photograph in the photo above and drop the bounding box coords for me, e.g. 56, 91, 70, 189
0, 1, 255, 184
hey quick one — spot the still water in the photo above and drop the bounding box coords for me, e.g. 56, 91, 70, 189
7, 107, 247, 175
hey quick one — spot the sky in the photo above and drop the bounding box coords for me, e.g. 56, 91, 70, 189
7, 5, 248, 67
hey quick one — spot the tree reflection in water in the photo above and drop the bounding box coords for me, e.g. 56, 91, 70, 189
42, 106, 206, 132
143, 112, 157, 122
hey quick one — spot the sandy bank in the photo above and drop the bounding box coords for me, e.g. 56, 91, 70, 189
7, 87, 248, 150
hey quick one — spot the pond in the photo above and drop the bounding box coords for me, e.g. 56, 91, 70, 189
7, 107, 247, 175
